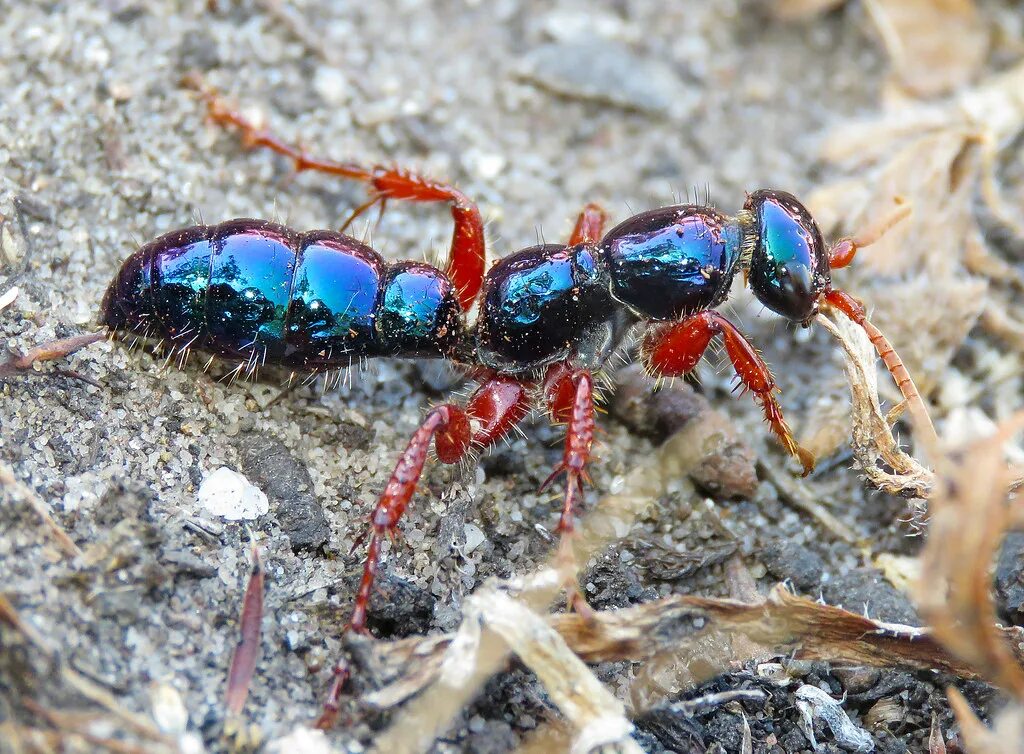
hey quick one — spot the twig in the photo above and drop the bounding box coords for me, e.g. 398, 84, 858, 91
0, 463, 82, 558
371, 568, 643, 754
0, 594, 171, 744
225, 544, 265, 716
21, 697, 171, 754
358, 583, 1017, 715
370, 411, 728, 748
818, 312, 934, 499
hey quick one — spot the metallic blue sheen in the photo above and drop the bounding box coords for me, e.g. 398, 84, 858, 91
205, 221, 297, 359
376, 262, 461, 356
497, 250, 577, 328
477, 244, 615, 369
601, 206, 738, 320
287, 233, 383, 366
746, 190, 828, 322
151, 228, 213, 342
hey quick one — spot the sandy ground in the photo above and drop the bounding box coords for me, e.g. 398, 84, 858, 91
2, 1, 1023, 753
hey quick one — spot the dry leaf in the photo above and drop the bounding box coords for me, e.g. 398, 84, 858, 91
818, 312, 934, 498
355, 583, 1021, 716
916, 415, 1024, 699
371, 571, 641, 754
948, 687, 1024, 754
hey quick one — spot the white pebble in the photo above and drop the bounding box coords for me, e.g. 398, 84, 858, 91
463, 523, 486, 554
197, 467, 269, 521
0, 286, 19, 312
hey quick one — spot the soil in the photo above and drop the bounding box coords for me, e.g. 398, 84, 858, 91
2, 1, 1021, 753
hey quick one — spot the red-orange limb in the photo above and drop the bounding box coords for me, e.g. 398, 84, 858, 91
317, 375, 531, 729
643, 311, 815, 475
541, 365, 597, 616
568, 203, 608, 245
823, 288, 937, 441
185, 74, 486, 310
827, 201, 912, 269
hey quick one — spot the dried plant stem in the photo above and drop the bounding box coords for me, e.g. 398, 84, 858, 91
225, 545, 265, 716
0, 462, 83, 559
361, 583, 1018, 720
818, 312, 934, 498
918, 414, 1024, 700
0, 595, 171, 745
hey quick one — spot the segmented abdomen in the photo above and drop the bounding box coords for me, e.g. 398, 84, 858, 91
100, 219, 463, 370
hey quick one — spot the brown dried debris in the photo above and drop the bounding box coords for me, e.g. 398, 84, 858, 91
918, 414, 1024, 699
353, 580, 1020, 723
368, 571, 642, 754
225, 547, 265, 716
913, 414, 1024, 752
806, 60, 1024, 466
818, 312, 935, 499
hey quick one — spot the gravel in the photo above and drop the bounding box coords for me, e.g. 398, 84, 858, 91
1, 1, 1018, 752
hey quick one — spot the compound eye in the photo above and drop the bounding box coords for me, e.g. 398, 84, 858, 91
746, 190, 829, 322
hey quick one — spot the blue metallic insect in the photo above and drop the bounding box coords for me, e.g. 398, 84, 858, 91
13, 80, 931, 727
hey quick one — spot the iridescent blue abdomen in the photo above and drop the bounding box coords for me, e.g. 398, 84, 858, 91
286, 230, 385, 367
600, 206, 740, 320
99, 219, 463, 370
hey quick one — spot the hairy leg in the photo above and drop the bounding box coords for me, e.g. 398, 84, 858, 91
541, 363, 597, 616
643, 311, 815, 475
317, 373, 531, 728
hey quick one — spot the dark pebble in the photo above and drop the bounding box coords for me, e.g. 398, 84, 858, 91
236, 433, 330, 551
760, 539, 826, 590
610, 365, 758, 499
823, 568, 919, 625
995, 531, 1024, 625
633, 707, 705, 753
582, 554, 657, 610
832, 667, 881, 696
365, 571, 435, 638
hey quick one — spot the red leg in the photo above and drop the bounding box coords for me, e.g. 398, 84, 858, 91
541, 364, 597, 616
567, 203, 608, 245
827, 200, 912, 269
317, 374, 531, 728
822, 289, 937, 439
643, 311, 815, 475
184, 75, 486, 310
818, 200, 935, 439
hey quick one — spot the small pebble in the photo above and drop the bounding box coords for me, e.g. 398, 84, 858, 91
463, 523, 486, 554
197, 467, 269, 521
